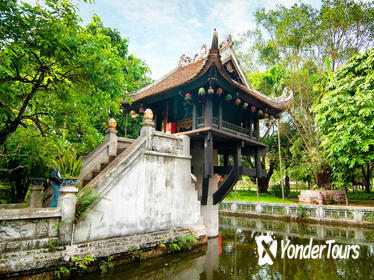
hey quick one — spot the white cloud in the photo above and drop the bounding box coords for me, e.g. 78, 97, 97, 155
77, 0, 322, 79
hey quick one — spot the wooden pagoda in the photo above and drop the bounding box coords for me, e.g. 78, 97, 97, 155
125, 30, 292, 207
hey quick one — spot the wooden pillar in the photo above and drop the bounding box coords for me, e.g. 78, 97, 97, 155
192, 102, 197, 130
218, 98, 223, 129
255, 118, 260, 140
205, 94, 213, 128
255, 147, 261, 178
223, 154, 229, 167
248, 116, 252, 138
234, 142, 242, 178
202, 131, 213, 205
155, 112, 162, 131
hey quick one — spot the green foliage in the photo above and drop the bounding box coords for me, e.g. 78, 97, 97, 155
237, 1, 373, 188
53, 149, 82, 178
99, 256, 114, 273
177, 235, 198, 250
224, 189, 295, 203
297, 205, 307, 218
271, 183, 290, 198
48, 239, 57, 252
0, 0, 150, 201
74, 188, 105, 224
54, 266, 71, 279
314, 48, 374, 188
72, 255, 96, 271
158, 235, 197, 254
54, 255, 96, 279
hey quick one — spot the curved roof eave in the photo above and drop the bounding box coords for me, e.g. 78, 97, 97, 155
127, 44, 293, 112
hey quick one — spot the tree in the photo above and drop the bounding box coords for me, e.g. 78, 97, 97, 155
237, 0, 374, 188
0, 0, 127, 148
314, 48, 374, 192
0, 0, 150, 201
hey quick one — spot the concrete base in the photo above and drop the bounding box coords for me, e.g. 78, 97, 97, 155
191, 147, 219, 238
201, 176, 219, 238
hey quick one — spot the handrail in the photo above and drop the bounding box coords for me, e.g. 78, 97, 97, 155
80, 135, 146, 194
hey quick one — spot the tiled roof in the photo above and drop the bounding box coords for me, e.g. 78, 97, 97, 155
129, 35, 293, 112
130, 58, 206, 103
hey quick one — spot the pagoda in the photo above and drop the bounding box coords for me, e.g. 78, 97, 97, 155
124, 30, 292, 236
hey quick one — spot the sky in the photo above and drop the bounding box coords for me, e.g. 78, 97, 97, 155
77, 0, 322, 80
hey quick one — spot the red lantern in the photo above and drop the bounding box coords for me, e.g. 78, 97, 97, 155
250, 105, 256, 112
216, 88, 223, 95
139, 107, 145, 114
185, 93, 192, 101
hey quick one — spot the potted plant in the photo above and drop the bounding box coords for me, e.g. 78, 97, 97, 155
53, 149, 83, 186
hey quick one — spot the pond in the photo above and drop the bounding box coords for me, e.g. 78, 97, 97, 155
79, 215, 374, 280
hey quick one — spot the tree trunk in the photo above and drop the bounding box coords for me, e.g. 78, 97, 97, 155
257, 162, 275, 193
362, 163, 372, 194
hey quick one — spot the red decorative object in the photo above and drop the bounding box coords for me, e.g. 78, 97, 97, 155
250, 105, 256, 112
139, 107, 145, 114
166, 122, 176, 134
216, 88, 223, 95
185, 93, 192, 101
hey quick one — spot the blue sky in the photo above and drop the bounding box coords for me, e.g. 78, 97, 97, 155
77, 0, 321, 79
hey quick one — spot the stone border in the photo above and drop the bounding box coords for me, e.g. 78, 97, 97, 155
219, 201, 374, 226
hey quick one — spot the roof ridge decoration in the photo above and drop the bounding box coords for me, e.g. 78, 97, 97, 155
178, 44, 208, 68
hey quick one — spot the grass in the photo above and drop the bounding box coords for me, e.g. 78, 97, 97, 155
224, 189, 295, 204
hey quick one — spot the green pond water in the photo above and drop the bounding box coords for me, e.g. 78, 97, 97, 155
79, 215, 374, 280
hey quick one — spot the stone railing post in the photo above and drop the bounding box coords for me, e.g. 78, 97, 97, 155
28, 179, 45, 208
141, 109, 155, 150
231, 202, 238, 213
316, 206, 324, 219
106, 118, 118, 157
285, 205, 290, 216
256, 203, 262, 216
58, 186, 78, 245
353, 208, 363, 222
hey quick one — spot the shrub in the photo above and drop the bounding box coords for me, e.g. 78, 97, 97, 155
271, 184, 290, 198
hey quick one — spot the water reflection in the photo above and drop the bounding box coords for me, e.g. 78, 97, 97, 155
80, 216, 374, 280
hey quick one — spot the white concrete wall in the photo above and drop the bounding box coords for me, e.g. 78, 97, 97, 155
74, 128, 202, 243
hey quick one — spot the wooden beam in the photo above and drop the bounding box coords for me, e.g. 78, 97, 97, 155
242, 167, 256, 177
214, 166, 232, 175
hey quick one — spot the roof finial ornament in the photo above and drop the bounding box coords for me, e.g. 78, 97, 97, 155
211, 28, 218, 49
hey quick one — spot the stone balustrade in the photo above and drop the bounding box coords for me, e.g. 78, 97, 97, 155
220, 201, 374, 224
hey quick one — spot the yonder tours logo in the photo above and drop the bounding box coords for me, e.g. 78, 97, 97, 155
255, 232, 360, 265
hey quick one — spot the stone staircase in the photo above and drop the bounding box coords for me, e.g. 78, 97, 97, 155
77, 119, 134, 188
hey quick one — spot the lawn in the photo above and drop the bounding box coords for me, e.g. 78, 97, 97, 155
224, 189, 295, 204
224, 189, 374, 207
